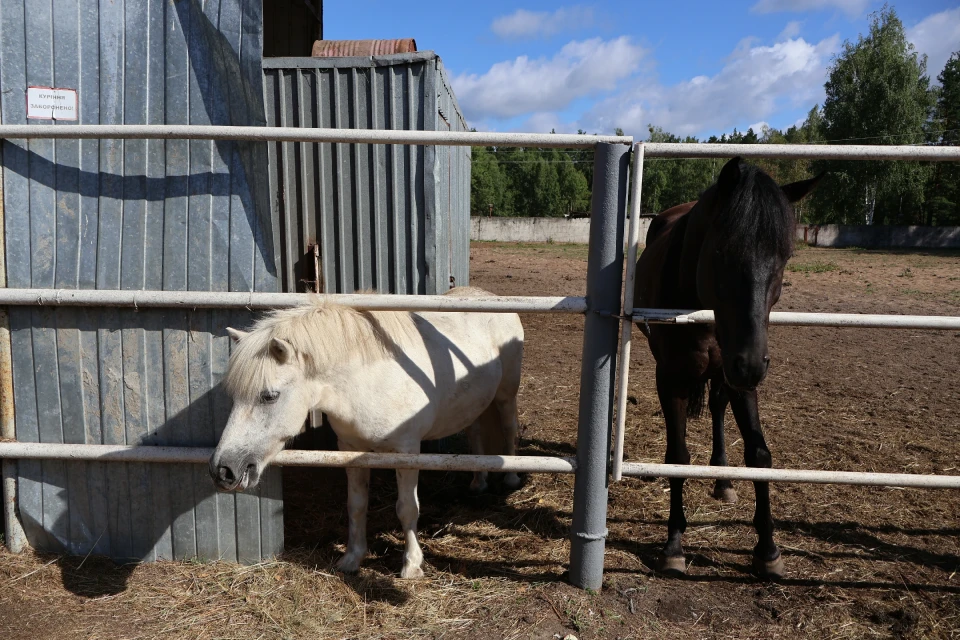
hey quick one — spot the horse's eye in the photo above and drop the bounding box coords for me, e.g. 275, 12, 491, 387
259, 390, 280, 405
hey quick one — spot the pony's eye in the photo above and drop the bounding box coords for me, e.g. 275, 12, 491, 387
259, 390, 280, 404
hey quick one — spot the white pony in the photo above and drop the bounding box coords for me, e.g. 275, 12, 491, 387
209, 287, 524, 579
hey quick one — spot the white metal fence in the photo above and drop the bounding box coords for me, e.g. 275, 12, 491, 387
1, 125, 959, 591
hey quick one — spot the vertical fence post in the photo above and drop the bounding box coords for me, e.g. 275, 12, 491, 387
569, 142, 629, 590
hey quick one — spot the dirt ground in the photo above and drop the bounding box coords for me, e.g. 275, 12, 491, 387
2, 242, 959, 639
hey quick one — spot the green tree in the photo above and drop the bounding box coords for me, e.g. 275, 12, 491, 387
470, 145, 510, 216
925, 51, 960, 224
811, 6, 936, 225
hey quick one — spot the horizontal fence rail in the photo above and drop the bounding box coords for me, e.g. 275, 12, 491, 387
643, 142, 960, 162
0, 289, 588, 314
632, 308, 960, 330
2, 443, 957, 489
620, 462, 960, 489
0, 124, 631, 148
0, 443, 576, 474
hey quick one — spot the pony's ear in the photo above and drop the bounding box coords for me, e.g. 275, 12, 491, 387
718, 156, 743, 191
781, 172, 825, 203
226, 327, 249, 343
269, 338, 294, 364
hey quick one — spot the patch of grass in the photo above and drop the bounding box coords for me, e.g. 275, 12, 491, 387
786, 261, 839, 274
898, 267, 914, 278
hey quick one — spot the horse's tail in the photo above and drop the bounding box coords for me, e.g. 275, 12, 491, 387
687, 381, 706, 419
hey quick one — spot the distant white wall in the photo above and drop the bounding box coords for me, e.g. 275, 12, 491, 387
471, 217, 651, 244
797, 224, 960, 249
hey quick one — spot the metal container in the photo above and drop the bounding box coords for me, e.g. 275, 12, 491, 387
0, 0, 283, 563
262, 51, 471, 295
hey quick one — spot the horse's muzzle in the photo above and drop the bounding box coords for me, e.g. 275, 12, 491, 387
724, 353, 771, 391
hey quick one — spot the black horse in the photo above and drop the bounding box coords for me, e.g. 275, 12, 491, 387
634, 156, 822, 578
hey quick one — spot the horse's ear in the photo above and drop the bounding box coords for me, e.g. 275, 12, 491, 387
269, 338, 294, 364
226, 327, 249, 343
718, 156, 743, 191
781, 172, 825, 203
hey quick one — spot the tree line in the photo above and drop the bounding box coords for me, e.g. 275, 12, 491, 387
470, 6, 960, 226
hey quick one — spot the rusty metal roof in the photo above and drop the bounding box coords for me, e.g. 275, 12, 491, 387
311, 39, 417, 57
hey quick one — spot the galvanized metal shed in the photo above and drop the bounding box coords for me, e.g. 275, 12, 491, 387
0, 2, 472, 563
0, 0, 285, 563
262, 51, 471, 295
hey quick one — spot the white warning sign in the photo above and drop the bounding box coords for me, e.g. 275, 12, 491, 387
26, 86, 78, 120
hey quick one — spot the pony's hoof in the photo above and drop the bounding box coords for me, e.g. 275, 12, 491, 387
752, 553, 785, 580
711, 486, 738, 504
399, 565, 425, 580
641, 475, 658, 483
336, 553, 363, 574
656, 554, 687, 576
468, 482, 488, 495
503, 473, 522, 490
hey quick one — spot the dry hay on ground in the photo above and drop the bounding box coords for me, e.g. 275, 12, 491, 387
2, 242, 959, 639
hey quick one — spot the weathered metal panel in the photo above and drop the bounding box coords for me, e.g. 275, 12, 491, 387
262, 52, 470, 296
0, 0, 282, 563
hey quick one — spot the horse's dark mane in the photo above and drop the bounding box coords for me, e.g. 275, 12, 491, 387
712, 163, 795, 262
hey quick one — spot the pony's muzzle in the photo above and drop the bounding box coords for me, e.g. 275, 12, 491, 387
209, 454, 259, 492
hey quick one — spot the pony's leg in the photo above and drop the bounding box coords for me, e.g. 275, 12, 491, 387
729, 388, 784, 579
336, 465, 370, 573
395, 468, 425, 579
498, 396, 522, 490
708, 378, 738, 503
656, 365, 690, 575
466, 421, 489, 494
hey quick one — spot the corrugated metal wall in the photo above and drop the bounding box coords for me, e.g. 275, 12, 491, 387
262, 52, 471, 295
0, 0, 283, 563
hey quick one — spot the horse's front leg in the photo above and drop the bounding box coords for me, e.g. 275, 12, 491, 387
656, 365, 691, 575
708, 377, 738, 503
395, 468, 425, 579
728, 387, 784, 579
336, 465, 370, 573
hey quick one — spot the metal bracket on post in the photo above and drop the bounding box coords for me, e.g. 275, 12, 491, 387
569, 142, 629, 591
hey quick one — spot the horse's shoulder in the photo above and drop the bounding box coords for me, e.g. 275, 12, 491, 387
645, 201, 697, 246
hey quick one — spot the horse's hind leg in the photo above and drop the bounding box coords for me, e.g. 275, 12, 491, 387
656, 366, 691, 575
395, 468, 425, 579
336, 465, 371, 573
729, 388, 784, 579
496, 395, 522, 490
466, 418, 489, 494
709, 378, 738, 503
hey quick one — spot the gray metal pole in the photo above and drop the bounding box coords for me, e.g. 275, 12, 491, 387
569, 142, 629, 590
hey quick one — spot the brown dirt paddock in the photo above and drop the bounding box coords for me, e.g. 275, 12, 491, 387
2, 242, 959, 639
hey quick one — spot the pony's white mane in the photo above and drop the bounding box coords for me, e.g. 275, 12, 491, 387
224, 298, 420, 401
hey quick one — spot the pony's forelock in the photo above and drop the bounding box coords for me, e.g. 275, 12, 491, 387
223, 299, 419, 402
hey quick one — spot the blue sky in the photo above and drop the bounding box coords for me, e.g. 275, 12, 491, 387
323, 1, 960, 140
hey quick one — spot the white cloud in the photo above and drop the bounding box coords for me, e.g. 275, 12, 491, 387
748, 120, 771, 133
491, 6, 594, 40
907, 7, 960, 83
581, 34, 841, 139
453, 37, 646, 121
751, 0, 868, 17
777, 21, 803, 41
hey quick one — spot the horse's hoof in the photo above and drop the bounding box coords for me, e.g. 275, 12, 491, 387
711, 486, 738, 504
503, 473, 522, 490
752, 553, 785, 580
656, 554, 687, 576
399, 565, 425, 580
